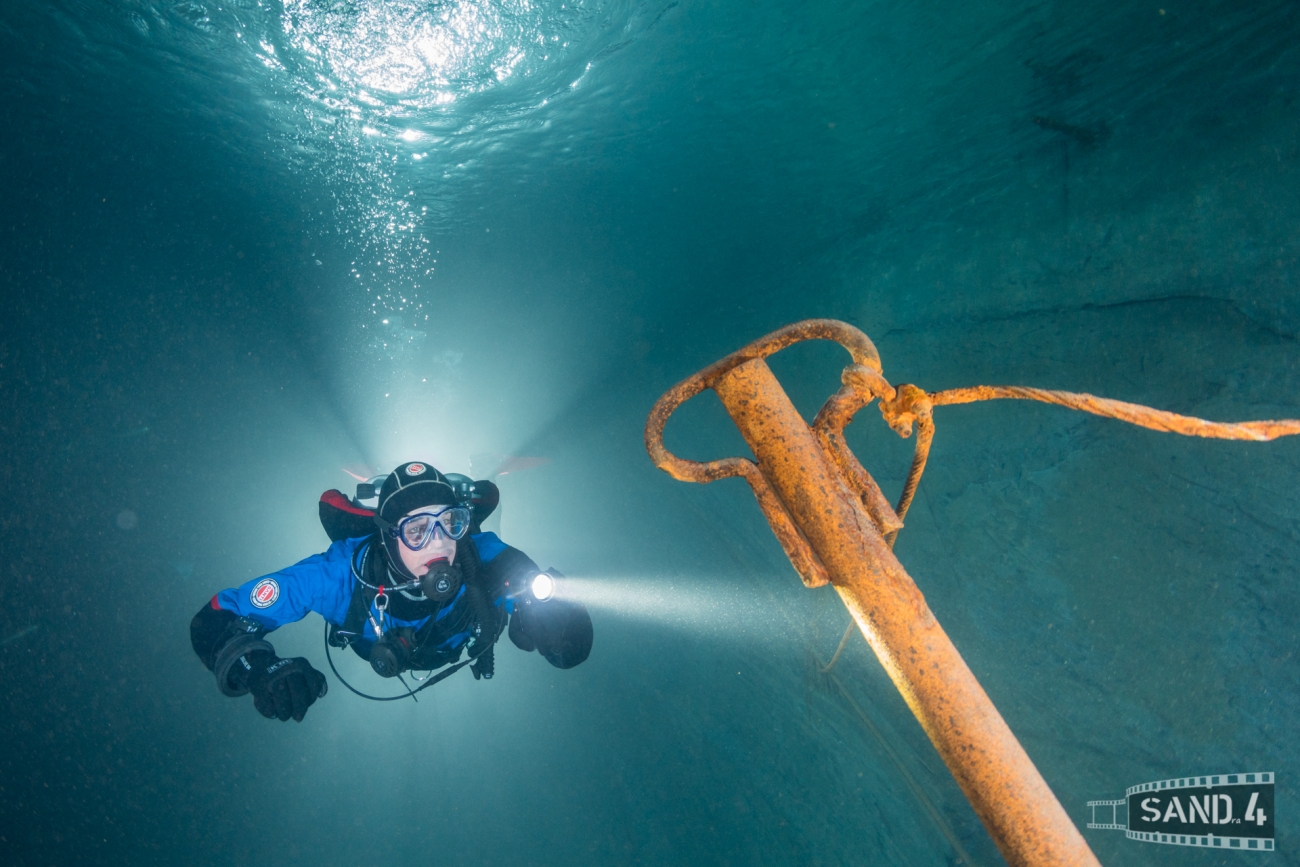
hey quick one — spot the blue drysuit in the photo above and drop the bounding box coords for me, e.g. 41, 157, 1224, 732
211, 532, 512, 654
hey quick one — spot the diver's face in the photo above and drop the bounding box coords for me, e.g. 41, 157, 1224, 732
396, 505, 457, 577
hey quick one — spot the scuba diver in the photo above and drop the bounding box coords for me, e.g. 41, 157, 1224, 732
189, 461, 593, 722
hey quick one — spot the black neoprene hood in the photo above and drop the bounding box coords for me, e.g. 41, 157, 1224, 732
375, 461, 458, 522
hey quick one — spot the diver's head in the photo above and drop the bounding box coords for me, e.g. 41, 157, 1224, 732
393, 503, 459, 578
374, 462, 471, 583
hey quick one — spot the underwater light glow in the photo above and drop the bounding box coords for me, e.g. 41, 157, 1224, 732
557, 576, 805, 642
198, 0, 650, 325
531, 572, 555, 601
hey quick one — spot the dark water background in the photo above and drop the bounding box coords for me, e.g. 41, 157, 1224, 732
2, 1, 1299, 865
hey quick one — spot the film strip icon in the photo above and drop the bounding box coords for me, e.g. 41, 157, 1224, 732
1088, 771, 1274, 852
1086, 799, 1126, 831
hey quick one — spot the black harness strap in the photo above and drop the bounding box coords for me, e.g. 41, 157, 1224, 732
324, 537, 503, 700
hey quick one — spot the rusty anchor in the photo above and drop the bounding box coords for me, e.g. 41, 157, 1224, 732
644, 319, 1300, 867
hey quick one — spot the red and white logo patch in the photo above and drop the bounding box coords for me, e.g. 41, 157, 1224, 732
406, 463, 426, 476
250, 578, 280, 609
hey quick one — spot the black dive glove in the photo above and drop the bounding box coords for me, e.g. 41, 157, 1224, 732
508, 583, 593, 670
233, 652, 328, 722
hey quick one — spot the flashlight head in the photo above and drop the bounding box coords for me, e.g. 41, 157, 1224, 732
531, 572, 555, 602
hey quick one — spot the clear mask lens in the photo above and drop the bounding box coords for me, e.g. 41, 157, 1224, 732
441, 507, 469, 539
397, 507, 471, 549
401, 515, 434, 548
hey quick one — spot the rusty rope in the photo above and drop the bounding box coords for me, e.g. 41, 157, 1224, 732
808, 379, 1297, 676
928, 385, 1300, 441
870, 383, 1300, 554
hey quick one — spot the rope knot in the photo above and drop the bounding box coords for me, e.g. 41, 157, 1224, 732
841, 363, 895, 402
879, 384, 933, 438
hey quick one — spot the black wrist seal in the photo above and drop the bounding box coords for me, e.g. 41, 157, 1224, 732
190, 602, 277, 696
213, 634, 277, 697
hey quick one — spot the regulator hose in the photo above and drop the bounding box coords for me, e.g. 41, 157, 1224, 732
323, 622, 471, 702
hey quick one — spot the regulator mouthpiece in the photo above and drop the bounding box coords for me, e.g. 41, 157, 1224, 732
420, 559, 463, 602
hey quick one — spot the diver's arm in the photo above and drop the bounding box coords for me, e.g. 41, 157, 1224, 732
508, 589, 593, 669
476, 539, 593, 669
189, 598, 329, 721
189, 538, 361, 719
208, 537, 360, 627
189, 599, 275, 695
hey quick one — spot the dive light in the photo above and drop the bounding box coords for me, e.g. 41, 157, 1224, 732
530, 571, 555, 601
508, 568, 559, 602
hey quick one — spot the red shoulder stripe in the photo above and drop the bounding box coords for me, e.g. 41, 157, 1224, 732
320, 488, 375, 517
210, 595, 222, 610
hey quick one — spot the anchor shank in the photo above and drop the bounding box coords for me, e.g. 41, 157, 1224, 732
712, 358, 1099, 867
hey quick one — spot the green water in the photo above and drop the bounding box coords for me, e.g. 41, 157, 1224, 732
1, 1, 1297, 864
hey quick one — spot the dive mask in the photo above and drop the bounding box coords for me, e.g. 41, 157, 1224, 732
381, 505, 472, 550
